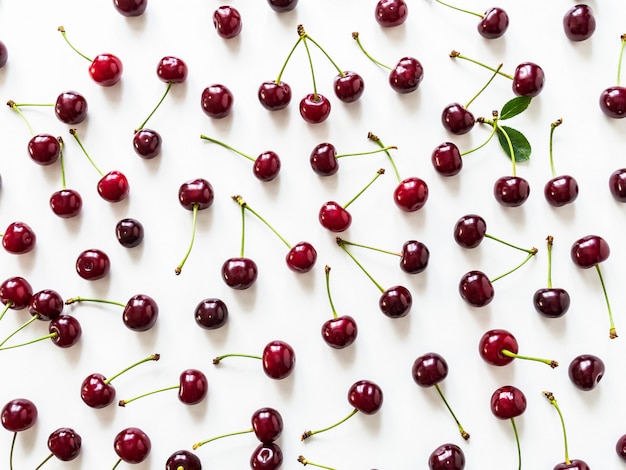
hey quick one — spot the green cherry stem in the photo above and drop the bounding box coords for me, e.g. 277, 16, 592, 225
302, 30, 346, 78
433, 383, 470, 440
65, 296, 125, 308
232, 195, 291, 249
433, 0, 483, 18
501, 349, 558, 368
336, 146, 398, 160
617, 34, 626, 86
275, 35, 304, 84
112, 458, 122, 469
200, 135, 255, 163
465, 63, 503, 110
0, 331, 58, 351
69, 128, 105, 177
34, 453, 54, 470
595, 263, 618, 339
0, 314, 39, 348
9, 431, 16, 470
483, 233, 536, 254
548, 118, 563, 178
6, 100, 35, 136
543, 391, 571, 466
0, 302, 13, 323
490, 248, 538, 283
58, 26, 93, 62
175, 203, 199, 275
192, 428, 254, 450
118, 385, 179, 407
301, 408, 358, 440
546, 235, 554, 288
335, 238, 400, 258
136, 81, 173, 132
343, 168, 385, 210
351, 31, 391, 70
299, 25, 320, 100
212, 353, 262, 364
510, 417, 522, 470
238, 201, 247, 258
297, 455, 336, 469
460, 118, 498, 157
368, 132, 401, 182
58, 137, 68, 189
336, 237, 385, 294
104, 353, 160, 385
325, 265, 339, 319
450, 50, 514, 80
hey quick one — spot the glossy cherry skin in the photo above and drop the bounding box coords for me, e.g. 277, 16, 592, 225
478, 329, 517, 366
432, 142, 462, 176
29, 289, 63, 321
252, 407, 283, 443
348, 380, 383, 414
201, 84, 234, 118
300, 93, 331, 123
568, 354, 605, 391
616, 434, 626, 462
441, 103, 474, 135
394, 177, 428, 212
490, 385, 526, 419
609, 168, 626, 201
266, 0, 298, 12
334, 71, 365, 103
258, 81, 292, 111
113, 0, 147, 16
428, 443, 465, 470
1, 398, 37, 432
379, 285, 412, 318
157, 56, 188, 83
286, 241, 317, 273
310, 143, 339, 175
553, 459, 590, 470
570, 235, 610, 268
478, 7, 509, 39
375, 0, 408, 27
55, 91, 88, 124
322, 315, 358, 349
49, 315, 82, 348
166, 449, 202, 470
179, 369, 208, 404
0, 276, 33, 310
254, 151, 281, 181
454, 214, 486, 248
123, 294, 158, 331
133, 129, 161, 159
262, 340, 295, 379
533, 288, 570, 318
194, 298, 228, 330
28, 134, 60, 165
80, 373, 115, 408
50, 189, 83, 218
115, 218, 144, 248
48, 427, 82, 461
179, 178, 214, 210
222, 258, 258, 290
599, 86, 626, 119
493, 175, 530, 207
319, 201, 351, 232
389, 56, 423, 93
114, 427, 151, 464
545, 175, 578, 206
412, 352, 448, 387
2, 221, 36, 254
459, 271, 494, 307
89, 53, 123, 86
213, 6, 242, 39
563, 5, 595, 41
512, 62, 545, 97
0, 40, 7, 67
401, 240, 429, 274
97, 170, 129, 202
250, 442, 283, 470
76, 248, 110, 280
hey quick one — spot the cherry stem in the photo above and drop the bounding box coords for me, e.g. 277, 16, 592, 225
343, 168, 385, 209
336, 146, 397, 159
136, 81, 173, 132
368, 133, 401, 182
351, 32, 391, 70
433, 0, 482, 18
336, 237, 385, 293
0, 302, 12, 322
58, 137, 67, 189
548, 118, 563, 178
65, 297, 125, 308
301, 408, 358, 440
34, 453, 54, 470
483, 233, 535, 254
298, 455, 336, 469
465, 63, 503, 110
546, 235, 554, 288
238, 203, 247, 258
212, 353, 262, 364
324, 265, 340, 319
9, 431, 16, 470
595, 264, 618, 339
617, 34, 626, 86
112, 458, 122, 470
450, 50, 514, 80
490, 248, 538, 283
460, 121, 497, 157
0, 314, 39, 348
192, 428, 253, 450
303, 32, 345, 77
232, 195, 291, 248
118, 385, 179, 407
501, 349, 558, 368
301, 32, 319, 100
176, 203, 199, 275
275, 35, 304, 83
69, 128, 104, 176
497, 121, 517, 176
510, 417, 521, 470
0, 331, 58, 351
543, 391, 571, 465
336, 238, 399, 258
200, 135, 254, 162
58, 26, 92, 62
6, 100, 35, 136
104, 353, 160, 385
433, 383, 470, 440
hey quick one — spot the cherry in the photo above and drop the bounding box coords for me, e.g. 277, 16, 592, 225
299, 93, 331, 123
512, 62, 545, 97
616, 434, 626, 462
544, 391, 590, 469
29, 289, 64, 321
334, 71, 365, 103
55, 91, 88, 124
479, 328, 558, 368
194, 298, 228, 330
568, 354, 605, 391
41, 427, 82, 464
544, 119, 578, 206
458, 271, 494, 307
337, 237, 429, 274
266, 0, 298, 12
563, 5, 595, 41
321, 266, 358, 349
201, 84, 234, 119
534, 236, 570, 318
441, 103, 475, 135
165, 449, 202, 470
412, 352, 470, 440
432, 142, 463, 176
375, 0, 408, 27
453, 214, 487, 248
393, 176, 428, 212
490, 385, 526, 470
213, 6, 242, 39
600, 35, 626, 118
433, 1, 508, 39
27, 133, 61, 165
50, 189, 82, 218
1, 398, 37, 432
213, 340, 295, 380
250, 443, 283, 470
0, 276, 33, 313
113, 0, 148, 16
2, 221, 36, 254
75, 248, 110, 280
222, 257, 258, 289
609, 168, 626, 201
0, 313, 82, 351
66, 294, 158, 331
115, 218, 144, 248
258, 81, 292, 111
0, 40, 7, 67
493, 176, 530, 207
132, 129, 162, 159
113, 427, 151, 465
157, 56, 188, 83
119, 368, 208, 406
428, 443, 465, 470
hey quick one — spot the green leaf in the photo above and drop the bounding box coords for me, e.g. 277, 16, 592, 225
499, 96, 532, 120
497, 125, 531, 162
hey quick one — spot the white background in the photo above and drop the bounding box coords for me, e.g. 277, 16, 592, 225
1, 0, 626, 468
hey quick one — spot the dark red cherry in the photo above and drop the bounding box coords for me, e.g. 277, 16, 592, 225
400, 240, 429, 274
47, 427, 82, 462
254, 151, 281, 181
512, 62, 545, 97
75, 248, 110, 280
563, 5, 595, 41
1, 398, 37, 432
55, 91, 88, 124
49, 315, 82, 348
375, 0, 408, 27
262, 340, 295, 379
348, 380, 383, 414
389, 56, 424, 93
178, 369, 208, 404
194, 298, 228, 330
478, 329, 518, 366
252, 407, 283, 443
97, 170, 129, 202
616, 434, 626, 462
554, 459, 590, 470
50, 189, 83, 218
250, 442, 283, 470
428, 443, 465, 470
80, 373, 115, 408
122, 294, 158, 331
533, 288, 570, 318
2, 221, 36, 254
213, 6, 242, 39
115, 218, 144, 248
459, 270, 494, 307
334, 71, 365, 103
453, 214, 486, 248
286, 241, 317, 273
609, 168, 626, 201
570, 235, 610, 268
568, 354, 605, 391
545, 175, 578, 206
490, 385, 526, 419
319, 201, 351, 232
133, 129, 161, 159
166, 449, 202, 470
29, 289, 63, 321
0, 276, 33, 310
258, 81, 292, 111
394, 176, 428, 212
379, 285, 412, 318
222, 258, 258, 290
310, 143, 339, 175
441, 103, 474, 135
266, 0, 298, 12
89, 53, 123, 86
157, 56, 187, 83
600, 86, 626, 119
179, 178, 214, 210
478, 7, 509, 39
201, 84, 234, 119
113, 427, 151, 464
493, 175, 530, 207
322, 315, 358, 349
412, 352, 448, 387
28, 134, 60, 165
300, 93, 331, 123
0, 40, 7, 67
432, 142, 462, 176
113, 0, 148, 16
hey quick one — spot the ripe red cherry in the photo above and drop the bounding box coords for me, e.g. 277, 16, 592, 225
348, 379, 383, 414
432, 142, 462, 176
80, 373, 115, 408
47, 427, 82, 462
322, 315, 358, 349
50, 189, 83, 218
157, 56, 188, 83
375, 0, 408, 27
221, 258, 258, 290
113, 427, 151, 464
262, 340, 295, 379
609, 168, 626, 201
441, 103, 474, 135
478, 7, 509, 39
75, 248, 110, 280
459, 270, 494, 307
115, 218, 144, 248
600, 86, 626, 118
250, 442, 283, 470
253, 151, 281, 182
389, 56, 424, 93
490, 385, 526, 419
29, 289, 64, 321
334, 71, 365, 103
179, 178, 215, 210
166, 450, 202, 470
89, 53, 123, 86
1, 398, 37, 431
113, 0, 148, 16
400, 240, 429, 274
178, 369, 209, 404
412, 352, 447, 387
512, 62, 545, 97
0, 276, 33, 310
319, 201, 351, 232
252, 407, 283, 443
453, 214, 486, 248
379, 285, 412, 318
478, 329, 518, 366
258, 81, 292, 111
97, 170, 130, 202
132, 129, 162, 159
428, 443, 465, 470
394, 176, 428, 212
568, 354, 605, 391
563, 5, 595, 41
194, 298, 228, 330
55, 91, 88, 124
300, 93, 331, 123
570, 235, 609, 268
533, 287, 570, 318
122, 294, 158, 331
493, 175, 530, 207
266, 0, 297, 11
544, 175, 578, 207
286, 242, 317, 273
201, 84, 234, 118
213, 6, 242, 39
616, 434, 626, 462
49, 315, 82, 348
2, 221, 36, 254
28, 134, 60, 165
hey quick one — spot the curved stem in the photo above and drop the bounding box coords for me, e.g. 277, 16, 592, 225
297, 456, 336, 469
192, 428, 253, 450
276, 35, 303, 83
9, 431, 16, 470
546, 235, 554, 288
136, 81, 172, 132
0, 314, 39, 348
617, 34, 626, 86
336, 146, 397, 159
0, 302, 12, 322
501, 349, 558, 368
301, 408, 358, 440
496, 122, 517, 176
595, 264, 618, 339
65, 297, 125, 308
490, 249, 538, 283
212, 353, 262, 364
433, 383, 470, 440
336, 238, 385, 293
0, 332, 57, 351
510, 417, 521, 470
343, 168, 385, 209
34, 452, 54, 470
336, 238, 400, 257
119, 385, 179, 407
175, 203, 199, 275
6, 100, 34, 136
351, 32, 391, 70
483, 234, 535, 254
543, 391, 570, 465
304, 34, 344, 76
105, 353, 160, 385
548, 119, 563, 178
232, 195, 291, 248
325, 265, 339, 319
433, 0, 482, 18
450, 50, 514, 80
69, 128, 104, 176
465, 63, 502, 110
200, 135, 254, 162
368, 133, 401, 182
460, 122, 497, 157
58, 26, 92, 62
